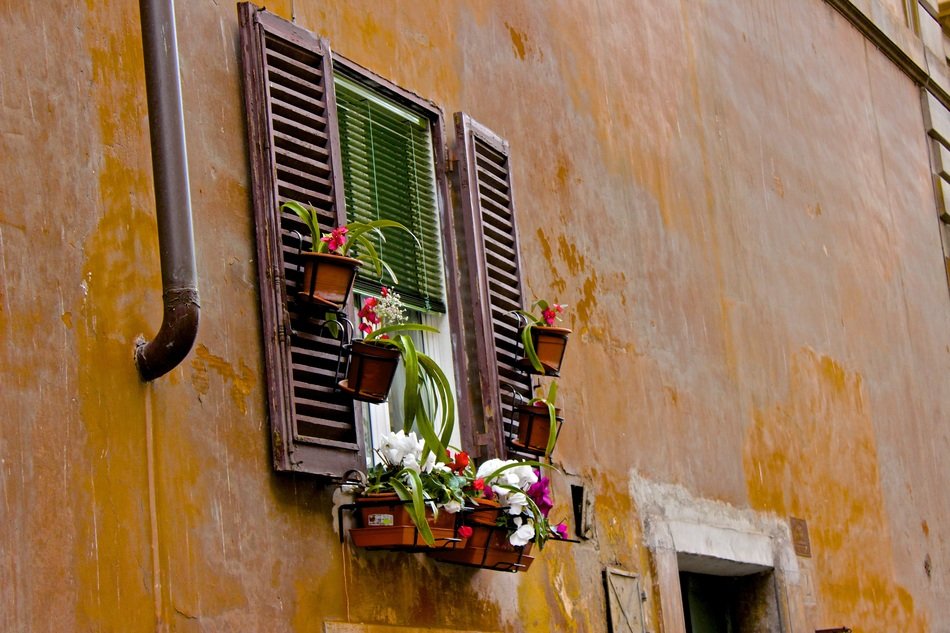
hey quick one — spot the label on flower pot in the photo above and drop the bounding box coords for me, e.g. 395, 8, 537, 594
367, 513, 395, 526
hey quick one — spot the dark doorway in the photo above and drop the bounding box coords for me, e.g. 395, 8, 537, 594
679, 571, 777, 633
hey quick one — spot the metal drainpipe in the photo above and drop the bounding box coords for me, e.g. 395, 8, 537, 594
134, 0, 200, 381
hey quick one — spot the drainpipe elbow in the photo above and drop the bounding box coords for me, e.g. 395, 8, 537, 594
135, 287, 200, 381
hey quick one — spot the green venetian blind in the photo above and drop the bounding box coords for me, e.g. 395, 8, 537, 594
334, 74, 446, 313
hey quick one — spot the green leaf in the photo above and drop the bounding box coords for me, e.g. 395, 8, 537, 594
418, 353, 455, 451
532, 299, 550, 313
399, 334, 420, 432
521, 324, 544, 373
390, 470, 434, 546
281, 201, 320, 252
365, 323, 439, 341
353, 234, 383, 277
481, 459, 554, 483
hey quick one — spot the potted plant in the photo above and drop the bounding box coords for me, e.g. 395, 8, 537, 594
282, 200, 412, 309
429, 459, 568, 572
341, 289, 454, 422
512, 382, 562, 457
517, 300, 571, 376
349, 435, 472, 551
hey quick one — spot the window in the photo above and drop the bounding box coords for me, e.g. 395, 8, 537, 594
238, 2, 532, 478
333, 69, 460, 455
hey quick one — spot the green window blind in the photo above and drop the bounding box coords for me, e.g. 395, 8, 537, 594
334, 74, 446, 313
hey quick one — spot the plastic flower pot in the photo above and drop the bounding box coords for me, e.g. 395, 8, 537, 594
518, 326, 571, 376
468, 498, 502, 526
298, 252, 362, 309
338, 340, 401, 404
348, 493, 466, 551
429, 524, 534, 572
511, 403, 562, 457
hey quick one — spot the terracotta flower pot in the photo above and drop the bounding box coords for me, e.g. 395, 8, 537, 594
338, 340, 400, 403
348, 493, 465, 551
297, 252, 362, 309
518, 326, 571, 376
511, 403, 563, 457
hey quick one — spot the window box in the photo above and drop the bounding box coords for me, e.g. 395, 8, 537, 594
347, 493, 467, 552
429, 524, 535, 572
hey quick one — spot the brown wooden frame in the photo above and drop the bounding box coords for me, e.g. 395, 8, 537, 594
240, 2, 477, 475
453, 112, 532, 459
240, 3, 365, 476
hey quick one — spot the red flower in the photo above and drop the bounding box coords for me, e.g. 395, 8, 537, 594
458, 525, 473, 539
473, 478, 485, 491
320, 226, 348, 253
448, 450, 470, 472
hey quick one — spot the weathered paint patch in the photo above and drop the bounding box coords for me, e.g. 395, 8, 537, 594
505, 23, 527, 61
743, 347, 928, 631
72, 2, 160, 629
189, 343, 255, 415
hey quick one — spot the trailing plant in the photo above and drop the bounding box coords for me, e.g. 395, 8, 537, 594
517, 299, 568, 373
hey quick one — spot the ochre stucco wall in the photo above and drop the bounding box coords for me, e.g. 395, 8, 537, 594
1, 1, 948, 631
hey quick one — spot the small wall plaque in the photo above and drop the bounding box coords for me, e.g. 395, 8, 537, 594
790, 517, 812, 558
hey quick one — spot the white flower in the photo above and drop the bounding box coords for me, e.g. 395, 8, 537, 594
376, 290, 407, 326
475, 458, 510, 481
506, 492, 529, 516
509, 516, 535, 547
379, 430, 410, 466
377, 430, 428, 471
442, 500, 462, 514
507, 464, 539, 490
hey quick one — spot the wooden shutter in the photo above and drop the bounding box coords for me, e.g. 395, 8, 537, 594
604, 568, 646, 633
454, 113, 533, 458
239, 3, 365, 477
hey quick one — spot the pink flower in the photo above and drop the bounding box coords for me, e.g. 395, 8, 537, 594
526, 471, 553, 517
458, 525, 473, 539
320, 226, 348, 253
357, 297, 380, 333
541, 303, 564, 325
555, 522, 568, 539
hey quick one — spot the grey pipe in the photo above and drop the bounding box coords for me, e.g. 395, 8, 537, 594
134, 0, 199, 381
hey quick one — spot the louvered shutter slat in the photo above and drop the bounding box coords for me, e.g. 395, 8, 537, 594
454, 113, 533, 459
240, 3, 366, 477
